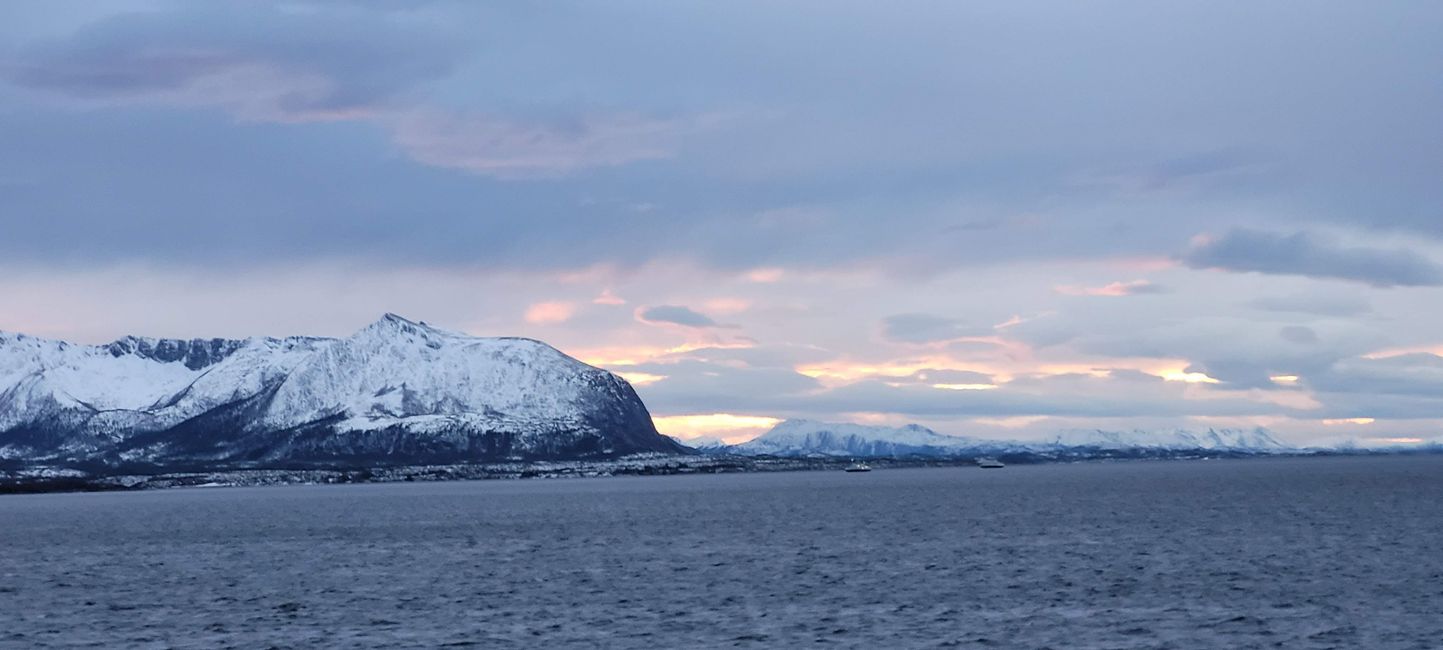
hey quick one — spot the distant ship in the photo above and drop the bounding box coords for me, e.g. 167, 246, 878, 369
844, 461, 872, 472
976, 457, 1005, 469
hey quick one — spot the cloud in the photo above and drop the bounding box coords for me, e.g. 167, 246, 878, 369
1068, 150, 1268, 197
523, 301, 575, 325
1181, 229, 1443, 287
1301, 353, 1443, 420
593, 289, 626, 305
743, 268, 785, 283
1, 5, 694, 178
803, 370, 1285, 419
387, 110, 685, 178
881, 314, 992, 344
1054, 280, 1167, 297
1278, 325, 1319, 345
626, 359, 822, 413
899, 369, 995, 386
1008, 307, 1384, 389
1247, 293, 1372, 317
1310, 353, 1443, 398
623, 350, 1286, 420
1, 4, 462, 123
636, 305, 723, 328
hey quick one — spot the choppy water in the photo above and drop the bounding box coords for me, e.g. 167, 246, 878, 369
2, 456, 1441, 649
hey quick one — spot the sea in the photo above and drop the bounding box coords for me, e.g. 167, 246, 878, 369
2, 455, 1440, 649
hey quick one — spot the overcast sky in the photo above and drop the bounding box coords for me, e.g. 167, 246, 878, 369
2, 1, 1442, 446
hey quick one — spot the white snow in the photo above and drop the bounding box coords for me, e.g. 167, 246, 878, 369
733, 419, 988, 456
727, 419, 1294, 457
1049, 427, 1290, 451
0, 314, 625, 440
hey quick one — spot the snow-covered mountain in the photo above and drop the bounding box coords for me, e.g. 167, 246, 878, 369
670, 435, 729, 451
0, 314, 684, 467
714, 420, 1293, 458
1049, 427, 1289, 451
729, 420, 993, 457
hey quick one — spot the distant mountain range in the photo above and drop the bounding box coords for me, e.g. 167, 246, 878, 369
679, 420, 1293, 458
0, 315, 684, 469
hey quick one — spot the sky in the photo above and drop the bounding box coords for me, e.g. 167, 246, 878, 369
2, 1, 1442, 447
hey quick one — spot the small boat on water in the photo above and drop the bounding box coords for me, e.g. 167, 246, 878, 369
976, 457, 1005, 469
844, 461, 872, 472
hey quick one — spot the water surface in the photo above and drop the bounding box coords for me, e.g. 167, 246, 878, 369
2, 456, 1440, 648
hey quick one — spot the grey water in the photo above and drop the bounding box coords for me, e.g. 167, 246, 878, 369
2, 456, 1441, 649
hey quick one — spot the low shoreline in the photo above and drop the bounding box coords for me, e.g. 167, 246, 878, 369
4, 447, 1437, 495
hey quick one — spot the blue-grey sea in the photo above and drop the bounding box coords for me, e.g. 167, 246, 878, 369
2, 456, 1441, 649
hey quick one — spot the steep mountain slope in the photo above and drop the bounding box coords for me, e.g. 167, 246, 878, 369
0, 315, 684, 468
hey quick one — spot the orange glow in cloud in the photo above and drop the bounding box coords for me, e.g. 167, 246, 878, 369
1270, 375, 1300, 384
614, 371, 666, 386
1323, 418, 1375, 425
1362, 345, 1443, 360
1368, 437, 1425, 444
524, 301, 576, 325
652, 413, 781, 443
744, 267, 785, 283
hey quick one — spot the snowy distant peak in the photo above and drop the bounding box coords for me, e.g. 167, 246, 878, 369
764, 419, 955, 444
735, 419, 981, 457
713, 420, 1294, 458
105, 336, 248, 370
671, 435, 728, 450
1050, 427, 1290, 451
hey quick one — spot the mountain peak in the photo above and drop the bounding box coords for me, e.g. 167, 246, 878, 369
358, 313, 451, 340
375, 313, 430, 330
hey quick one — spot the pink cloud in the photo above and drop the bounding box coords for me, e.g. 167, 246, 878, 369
593, 289, 627, 305
524, 301, 576, 325
1053, 280, 1165, 297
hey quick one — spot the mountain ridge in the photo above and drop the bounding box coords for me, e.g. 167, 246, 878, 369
697, 419, 1293, 458
0, 316, 685, 468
